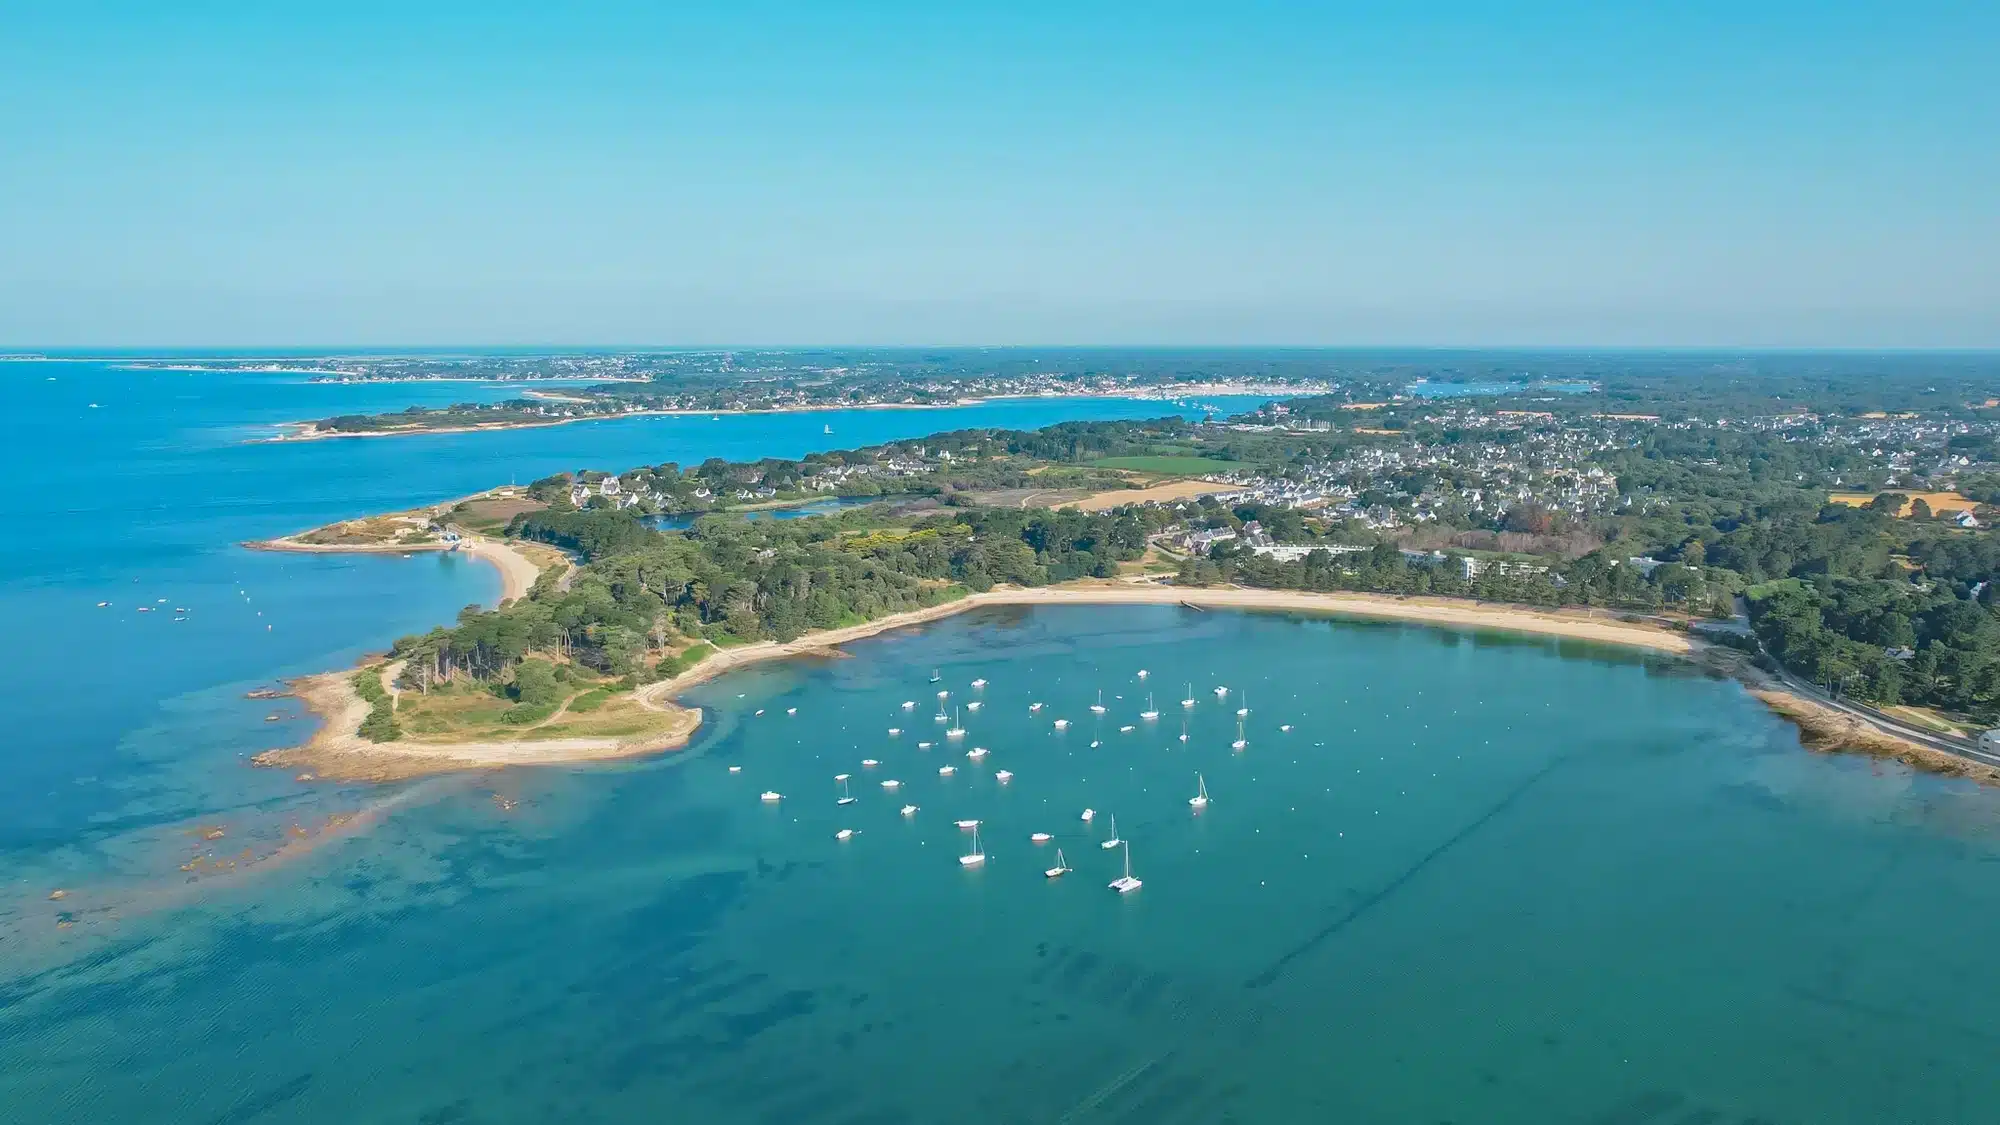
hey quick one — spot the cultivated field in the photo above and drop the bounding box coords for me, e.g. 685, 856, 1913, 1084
1063, 479, 1236, 511
1827, 491, 1979, 516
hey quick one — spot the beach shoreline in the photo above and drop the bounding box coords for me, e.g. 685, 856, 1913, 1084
245, 534, 540, 603
265, 583, 1701, 781
260, 579, 1998, 785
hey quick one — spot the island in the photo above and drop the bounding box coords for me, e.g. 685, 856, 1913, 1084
250, 380, 2000, 782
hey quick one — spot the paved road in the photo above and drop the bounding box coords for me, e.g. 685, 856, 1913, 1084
1772, 668, 2000, 768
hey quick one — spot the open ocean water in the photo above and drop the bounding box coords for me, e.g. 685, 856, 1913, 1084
2, 359, 1999, 1123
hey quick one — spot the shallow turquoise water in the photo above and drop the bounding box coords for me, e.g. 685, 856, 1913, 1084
0, 357, 1258, 861
4, 605, 1998, 1123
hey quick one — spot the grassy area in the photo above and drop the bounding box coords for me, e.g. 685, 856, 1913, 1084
1089, 455, 1232, 476
1883, 705, 1973, 737
298, 514, 438, 548
390, 679, 685, 744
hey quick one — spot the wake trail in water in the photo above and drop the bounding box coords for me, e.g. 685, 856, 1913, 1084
1243, 755, 1570, 990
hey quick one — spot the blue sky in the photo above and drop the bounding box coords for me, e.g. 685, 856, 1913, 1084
2, 1, 1994, 347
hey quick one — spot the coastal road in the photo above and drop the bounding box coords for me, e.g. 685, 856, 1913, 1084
1772, 668, 2000, 769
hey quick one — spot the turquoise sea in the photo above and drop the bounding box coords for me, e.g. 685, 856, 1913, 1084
3, 359, 1999, 1123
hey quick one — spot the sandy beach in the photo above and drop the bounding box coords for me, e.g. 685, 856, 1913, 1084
246, 534, 540, 602
263, 578, 1992, 784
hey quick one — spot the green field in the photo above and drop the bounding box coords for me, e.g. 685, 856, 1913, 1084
1090, 455, 1232, 476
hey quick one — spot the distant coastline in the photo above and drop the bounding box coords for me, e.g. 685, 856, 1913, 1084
247, 392, 1177, 443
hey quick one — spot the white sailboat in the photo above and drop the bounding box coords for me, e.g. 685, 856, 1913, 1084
1090, 691, 1107, 714
1178, 715, 1190, 743
1099, 813, 1122, 849
836, 775, 856, 805
930, 669, 941, 683
1182, 682, 1196, 709
960, 825, 986, 867
1045, 848, 1072, 878
946, 708, 967, 738
1189, 773, 1209, 809
1140, 693, 1159, 721
1231, 717, 1247, 751
823, 423, 833, 435
1109, 840, 1141, 893
955, 818, 980, 829
1236, 691, 1249, 718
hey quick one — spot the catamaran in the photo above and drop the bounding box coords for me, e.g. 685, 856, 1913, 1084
901, 803, 919, 816
1045, 848, 1072, 879
1099, 813, 1122, 849
967, 744, 988, 760
995, 769, 1013, 783
1109, 840, 1141, 893
966, 700, 983, 712
971, 678, 987, 688
959, 825, 986, 867
1213, 685, 1229, 697
902, 700, 916, 710
1189, 773, 1209, 809
1053, 718, 1069, 729
938, 765, 956, 776
1140, 693, 1159, 721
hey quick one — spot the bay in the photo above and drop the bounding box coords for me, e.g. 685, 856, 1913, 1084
1, 605, 1995, 1123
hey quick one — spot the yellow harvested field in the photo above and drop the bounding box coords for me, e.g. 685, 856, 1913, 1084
1827, 491, 1977, 516
1062, 479, 1234, 511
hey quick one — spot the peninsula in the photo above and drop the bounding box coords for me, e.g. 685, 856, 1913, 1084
252, 397, 2000, 783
